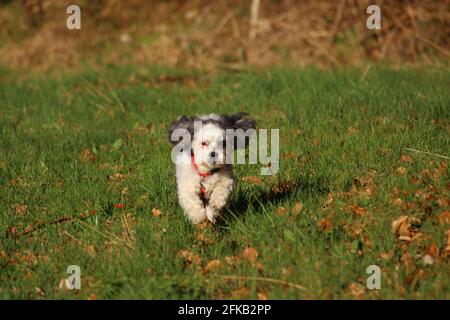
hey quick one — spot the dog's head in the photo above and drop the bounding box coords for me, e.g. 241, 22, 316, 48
168, 113, 256, 171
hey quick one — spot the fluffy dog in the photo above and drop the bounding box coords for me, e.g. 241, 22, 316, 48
168, 113, 256, 224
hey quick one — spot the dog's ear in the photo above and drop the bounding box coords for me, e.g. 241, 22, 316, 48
223, 112, 256, 131
168, 115, 193, 145
223, 112, 256, 150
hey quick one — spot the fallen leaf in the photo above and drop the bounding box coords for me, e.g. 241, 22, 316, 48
196, 220, 213, 229
396, 167, 407, 175
380, 251, 394, 260
86, 245, 96, 257
242, 176, 262, 185
319, 219, 333, 231
426, 244, 440, 257
258, 292, 269, 300
324, 193, 334, 206
392, 216, 413, 239
114, 203, 126, 209
152, 208, 162, 217
276, 207, 287, 216
438, 210, 450, 225
196, 232, 214, 245
241, 247, 259, 263
292, 202, 303, 214
348, 127, 359, 134
14, 204, 28, 215
80, 148, 97, 162
281, 267, 293, 277
35, 287, 45, 297
392, 198, 404, 208
230, 287, 251, 299
177, 250, 202, 266
224, 255, 240, 265
345, 204, 368, 217
203, 259, 222, 273
87, 293, 97, 300
436, 198, 450, 208
400, 154, 413, 163
348, 282, 365, 299
107, 173, 126, 182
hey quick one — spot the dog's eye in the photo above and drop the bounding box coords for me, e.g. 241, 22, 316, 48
201, 141, 208, 146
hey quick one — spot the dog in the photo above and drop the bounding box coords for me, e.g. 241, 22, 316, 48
168, 113, 256, 224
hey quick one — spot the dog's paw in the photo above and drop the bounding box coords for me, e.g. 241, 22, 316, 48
205, 207, 218, 224
187, 209, 207, 224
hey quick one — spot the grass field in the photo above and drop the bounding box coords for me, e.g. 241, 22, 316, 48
0, 66, 449, 299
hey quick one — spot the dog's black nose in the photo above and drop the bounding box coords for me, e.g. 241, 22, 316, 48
210, 151, 216, 158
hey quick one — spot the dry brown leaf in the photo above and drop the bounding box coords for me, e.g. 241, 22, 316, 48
85, 245, 96, 257
324, 193, 334, 206
80, 148, 97, 162
203, 259, 222, 273
258, 292, 269, 300
348, 127, 359, 134
392, 198, 404, 208
400, 154, 413, 163
281, 267, 293, 277
438, 210, 450, 225
196, 232, 214, 245
345, 204, 369, 217
197, 220, 213, 230
177, 250, 202, 266
230, 287, 251, 299
276, 207, 287, 216
380, 251, 394, 260
319, 219, 333, 231
242, 176, 262, 185
292, 202, 303, 214
348, 282, 365, 299
35, 287, 45, 297
392, 216, 413, 239
224, 255, 240, 265
437, 198, 450, 208
396, 167, 407, 175
426, 244, 440, 257
87, 293, 97, 300
241, 247, 259, 263
151, 208, 162, 217
14, 204, 28, 215
107, 173, 126, 182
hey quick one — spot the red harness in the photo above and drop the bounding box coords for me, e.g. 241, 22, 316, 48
191, 154, 224, 205
191, 154, 211, 198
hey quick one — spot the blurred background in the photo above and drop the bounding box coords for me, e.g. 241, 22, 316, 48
0, 0, 449, 71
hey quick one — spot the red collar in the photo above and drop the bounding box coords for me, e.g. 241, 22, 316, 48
191, 154, 212, 177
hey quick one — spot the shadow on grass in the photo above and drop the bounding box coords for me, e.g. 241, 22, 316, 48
217, 176, 330, 228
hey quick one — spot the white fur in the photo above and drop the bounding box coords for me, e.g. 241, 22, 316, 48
174, 122, 234, 224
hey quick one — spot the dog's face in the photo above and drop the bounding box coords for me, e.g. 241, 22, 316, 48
168, 113, 256, 170
192, 122, 226, 170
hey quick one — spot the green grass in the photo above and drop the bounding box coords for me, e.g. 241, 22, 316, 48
0, 66, 449, 299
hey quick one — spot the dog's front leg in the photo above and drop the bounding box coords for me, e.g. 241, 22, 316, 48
206, 178, 234, 223
178, 186, 207, 224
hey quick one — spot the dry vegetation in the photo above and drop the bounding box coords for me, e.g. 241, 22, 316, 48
0, 0, 449, 71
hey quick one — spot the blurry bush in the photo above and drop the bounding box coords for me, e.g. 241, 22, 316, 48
0, 0, 448, 71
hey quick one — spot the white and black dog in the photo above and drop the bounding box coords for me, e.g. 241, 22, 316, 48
168, 113, 256, 224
